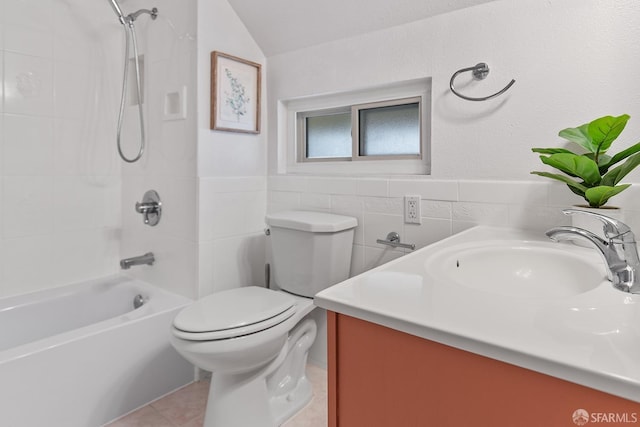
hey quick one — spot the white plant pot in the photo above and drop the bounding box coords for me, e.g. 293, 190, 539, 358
570, 205, 624, 245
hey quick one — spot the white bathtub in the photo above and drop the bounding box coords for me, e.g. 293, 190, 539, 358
0, 275, 194, 427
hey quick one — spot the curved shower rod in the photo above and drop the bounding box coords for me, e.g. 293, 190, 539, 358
449, 63, 515, 102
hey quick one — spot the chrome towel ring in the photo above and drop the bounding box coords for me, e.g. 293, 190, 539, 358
449, 63, 515, 101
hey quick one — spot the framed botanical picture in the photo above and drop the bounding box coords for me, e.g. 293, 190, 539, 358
211, 51, 261, 133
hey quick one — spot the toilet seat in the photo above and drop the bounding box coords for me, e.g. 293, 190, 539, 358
172, 287, 297, 341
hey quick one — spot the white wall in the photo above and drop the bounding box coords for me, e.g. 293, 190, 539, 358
118, 0, 199, 299
196, 0, 268, 297
0, 0, 122, 297
267, 0, 640, 266
268, 0, 640, 180
266, 0, 640, 366
0, 0, 200, 300
0, 0, 264, 301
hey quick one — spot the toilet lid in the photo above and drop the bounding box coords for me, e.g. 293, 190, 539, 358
173, 287, 296, 340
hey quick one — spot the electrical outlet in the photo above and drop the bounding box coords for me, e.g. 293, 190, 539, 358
404, 195, 421, 224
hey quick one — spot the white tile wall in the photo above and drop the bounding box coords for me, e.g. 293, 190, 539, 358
4, 52, 53, 116
3, 114, 54, 175
114, 0, 199, 299
0, 0, 123, 297
198, 177, 267, 297
268, 176, 640, 276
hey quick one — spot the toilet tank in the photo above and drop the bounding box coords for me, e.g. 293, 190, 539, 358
266, 210, 357, 298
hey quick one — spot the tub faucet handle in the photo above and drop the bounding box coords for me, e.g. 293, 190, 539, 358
135, 190, 162, 226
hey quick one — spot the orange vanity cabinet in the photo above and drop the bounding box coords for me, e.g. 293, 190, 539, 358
327, 311, 640, 427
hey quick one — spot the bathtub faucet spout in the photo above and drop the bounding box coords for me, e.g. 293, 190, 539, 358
120, 252, 155, 269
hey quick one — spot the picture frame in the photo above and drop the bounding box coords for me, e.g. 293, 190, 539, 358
211, 51, 261, 134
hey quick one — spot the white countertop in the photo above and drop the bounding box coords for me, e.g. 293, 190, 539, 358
314, 226, 640, 402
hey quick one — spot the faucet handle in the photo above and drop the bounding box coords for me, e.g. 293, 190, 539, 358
135, 190, 162, 227
562, 208, 632, 239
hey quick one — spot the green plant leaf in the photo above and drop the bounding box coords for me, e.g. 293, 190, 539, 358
584, 185, 630, 208
530, 171, 588, 197
559, 114, 630, 155
585, 153, 612, 168
531, 147, 575, 155
559, 123, 593, 153
587, 114, 630, 154
539, 153, 601, 185
601, 152, 640, 186
601, 142, 640, 170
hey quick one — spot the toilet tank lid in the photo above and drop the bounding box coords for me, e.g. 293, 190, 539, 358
266, 210, 357, 232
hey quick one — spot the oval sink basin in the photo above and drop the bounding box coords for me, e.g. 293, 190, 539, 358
426, 241, 606, 298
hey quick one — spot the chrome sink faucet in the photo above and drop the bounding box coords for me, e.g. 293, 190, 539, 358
546, 209, 640, 294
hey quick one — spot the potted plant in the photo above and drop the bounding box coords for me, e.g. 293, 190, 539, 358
531, 114, 640, 209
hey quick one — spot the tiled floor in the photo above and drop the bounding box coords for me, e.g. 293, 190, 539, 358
106, 364, 328, 427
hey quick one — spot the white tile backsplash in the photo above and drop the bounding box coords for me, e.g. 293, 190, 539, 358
389, 179, 458, 201
199, 177, 268, 297
458, 180, 547, 205
300, 192, 332, 210
211, 233, 265, 294
363, 245, 404, 272
547, 182, 584, 207
452, 202, 509, 225
266, 175, 621, 278
268, 190, 301, 212
363, 196, 403, 215
269, 175, 308, 193
331, 194, 364, 215
356, 178, 389, 197
306, 177, 357, 195
363, 212, 404, 247
421, 200, 452, 220
405, 218, 452, 250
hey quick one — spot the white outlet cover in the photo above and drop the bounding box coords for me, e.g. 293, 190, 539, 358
404, 195, 421, 224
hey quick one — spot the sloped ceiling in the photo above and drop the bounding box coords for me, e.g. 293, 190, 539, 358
227, 0, 498, 56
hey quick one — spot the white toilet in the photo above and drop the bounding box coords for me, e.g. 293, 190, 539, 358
170, 210, 357, 427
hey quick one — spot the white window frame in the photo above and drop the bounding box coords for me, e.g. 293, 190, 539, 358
278, 78, 432, 175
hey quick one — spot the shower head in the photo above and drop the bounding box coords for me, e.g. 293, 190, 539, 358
108, 0, 127, 24
108, 0, 158, 25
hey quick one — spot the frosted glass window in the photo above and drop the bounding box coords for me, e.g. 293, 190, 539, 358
359, 103, 420, 156
305, 113, 352, 159
298, 96, 423, 162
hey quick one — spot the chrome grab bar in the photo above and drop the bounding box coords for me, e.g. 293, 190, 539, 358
449, 62, 515, 102
376, 232, 416, 251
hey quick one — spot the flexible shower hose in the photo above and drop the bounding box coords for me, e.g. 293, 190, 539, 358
116, 22, 146, 163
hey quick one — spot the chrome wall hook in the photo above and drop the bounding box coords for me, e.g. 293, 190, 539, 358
449, 62, 515, 102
